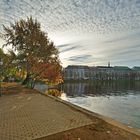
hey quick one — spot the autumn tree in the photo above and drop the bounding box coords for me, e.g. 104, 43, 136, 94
30, 61, 63, 87
3, 17, 62, 87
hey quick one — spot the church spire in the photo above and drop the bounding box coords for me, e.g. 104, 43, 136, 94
108, 61, 110, 67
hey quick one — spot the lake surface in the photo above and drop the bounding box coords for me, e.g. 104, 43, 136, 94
35, 80, 140, 129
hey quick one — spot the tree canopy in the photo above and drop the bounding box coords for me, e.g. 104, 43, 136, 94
3, 17, 62, 87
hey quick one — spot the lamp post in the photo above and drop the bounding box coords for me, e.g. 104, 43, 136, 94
0, 58, 3, 97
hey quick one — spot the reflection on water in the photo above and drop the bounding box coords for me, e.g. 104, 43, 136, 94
62, 80, 140, 129
65, 94, 140, 129
63, 80, 140, 96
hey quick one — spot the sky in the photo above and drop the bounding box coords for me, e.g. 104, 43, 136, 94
0, 0, 140, 67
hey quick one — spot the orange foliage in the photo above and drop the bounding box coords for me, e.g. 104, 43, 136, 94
30, 62, 63, 84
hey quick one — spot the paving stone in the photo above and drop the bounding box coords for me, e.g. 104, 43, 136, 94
0, 89, 93, 140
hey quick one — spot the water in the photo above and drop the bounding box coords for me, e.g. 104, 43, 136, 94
35, 80, 140, 129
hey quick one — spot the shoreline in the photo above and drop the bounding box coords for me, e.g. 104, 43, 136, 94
40, 91, 140, 137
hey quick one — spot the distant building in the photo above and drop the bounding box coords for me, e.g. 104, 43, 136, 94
95, 66, 114, 80
64, 65, 140, 80
113, 66, 131, 80
132, 67, 140, 80
64, 65, 89, 80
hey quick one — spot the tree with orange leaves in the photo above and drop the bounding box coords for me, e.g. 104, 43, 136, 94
31, 61, 63, 84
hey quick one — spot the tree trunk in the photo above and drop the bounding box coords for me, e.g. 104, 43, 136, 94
30, 79, 36, 89
22, 73, 30, 85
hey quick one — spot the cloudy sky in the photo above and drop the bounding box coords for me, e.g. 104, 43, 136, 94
0, 0, 140, 67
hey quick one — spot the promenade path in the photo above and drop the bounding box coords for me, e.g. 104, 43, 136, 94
0, 83, 140, 140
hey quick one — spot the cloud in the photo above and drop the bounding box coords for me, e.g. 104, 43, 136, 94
61, 46, 77, 53
104, 30, 140, 44
1, 0, 140, 33
57, 44, 72, 48
0, 0, 140, 67
69, 54, 93, 62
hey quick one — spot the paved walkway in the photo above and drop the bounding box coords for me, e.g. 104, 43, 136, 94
0, 83, 140, 140
0, 83, 93, 140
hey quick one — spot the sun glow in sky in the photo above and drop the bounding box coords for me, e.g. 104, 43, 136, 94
0, 0, 140, 67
